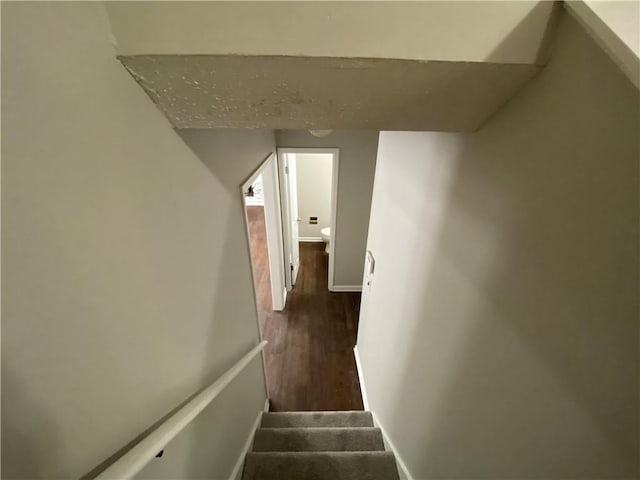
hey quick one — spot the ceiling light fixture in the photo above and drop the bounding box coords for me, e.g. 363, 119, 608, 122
308, 130, 333, 138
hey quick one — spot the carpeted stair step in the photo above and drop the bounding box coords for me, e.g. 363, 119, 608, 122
242, 451, 400, 480
261, 411, 373, 428
253, 427, 384, 452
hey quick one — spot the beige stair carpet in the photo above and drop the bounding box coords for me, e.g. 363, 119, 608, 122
242, 411, 400, 480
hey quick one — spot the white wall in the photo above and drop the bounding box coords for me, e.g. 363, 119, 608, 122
276, 131, 378, 288
357, 13, 639, 479
133, 359, 265, 480
106, 1, 556, 64
1, 3, 270, 479
295, 154, 333, 240
566, 0, 640, 88
583, 0, 640, 56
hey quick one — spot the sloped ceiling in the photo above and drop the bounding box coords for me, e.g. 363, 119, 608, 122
109, 1, 561, 131
120, 55, 540, 132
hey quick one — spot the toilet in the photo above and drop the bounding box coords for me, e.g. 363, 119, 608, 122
320, 227, 331, 254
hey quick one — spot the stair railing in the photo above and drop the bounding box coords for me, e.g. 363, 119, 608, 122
93, 340, 268, 480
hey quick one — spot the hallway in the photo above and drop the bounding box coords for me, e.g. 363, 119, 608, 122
247, 206, 364, 412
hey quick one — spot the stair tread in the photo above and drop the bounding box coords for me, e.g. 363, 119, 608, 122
242, 451, 400, 480
253, 427, 384, 452
261, 411, 373, 428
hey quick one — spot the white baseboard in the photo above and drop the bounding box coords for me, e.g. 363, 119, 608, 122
330, 285, 362, 292
229, 398, 270, 480
371, 412, 414, 480
353, 345, 370, 411
244, 198, 264, 207
299, 236, 323, 242
354, 346, 412, 480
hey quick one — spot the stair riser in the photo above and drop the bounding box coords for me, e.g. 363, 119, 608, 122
243, 452, 400, 480
261, 411, 374, 428
253, 427, 384, 452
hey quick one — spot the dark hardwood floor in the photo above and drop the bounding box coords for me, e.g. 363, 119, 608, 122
245, 206, 364, 412
247, 206, 273, 313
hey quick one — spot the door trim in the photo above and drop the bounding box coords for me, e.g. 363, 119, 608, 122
276, 150, 296, 290
276, 147, 339, 291
240, 152, 287, 311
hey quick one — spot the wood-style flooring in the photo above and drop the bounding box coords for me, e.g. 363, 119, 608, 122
246, 206, 364, 412
247, 206, 273, 313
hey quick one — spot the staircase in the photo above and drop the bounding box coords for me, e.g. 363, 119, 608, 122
242, 411, 400, 480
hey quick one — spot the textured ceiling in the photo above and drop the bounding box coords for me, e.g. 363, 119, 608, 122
120, 55, 540, 132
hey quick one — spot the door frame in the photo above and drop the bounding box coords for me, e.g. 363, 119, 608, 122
276, 147, 339, 291
277, 151, 301, 288
240, 152, 287, 312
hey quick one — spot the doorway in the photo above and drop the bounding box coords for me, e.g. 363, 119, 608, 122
277, 148, 339, 291
241, 153, 286, 324
242, 147, 363, 412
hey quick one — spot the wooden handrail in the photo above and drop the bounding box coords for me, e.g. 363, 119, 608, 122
94, 340, 267, 480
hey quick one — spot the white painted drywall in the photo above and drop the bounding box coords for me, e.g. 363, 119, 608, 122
106, 1, 556, 64
357, 13, 639, 479
1, 3, 270, 479
295, 154, 333, 240
583, 1, 640, 57
565, 0, 640, 88
133, 356, 265, 480
276, 131, 378, 288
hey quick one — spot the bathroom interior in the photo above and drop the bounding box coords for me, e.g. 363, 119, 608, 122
288, 152, 334, 255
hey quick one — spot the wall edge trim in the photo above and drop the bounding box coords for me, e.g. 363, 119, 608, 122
228, 398, 270, 480
353, 345, 370, 411
371, 411, 415, 480
355, 345, 413, 480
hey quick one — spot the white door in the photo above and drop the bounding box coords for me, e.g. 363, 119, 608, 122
279, 152, 301, 288
260, 154, 287, 310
